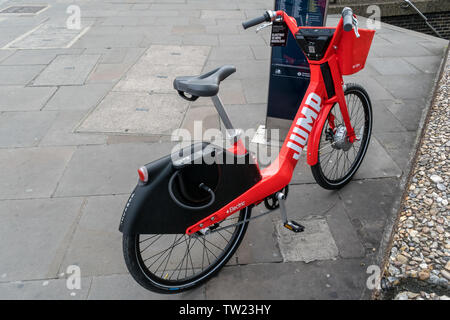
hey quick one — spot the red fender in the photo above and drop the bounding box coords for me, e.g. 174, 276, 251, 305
306, 101, 334, 166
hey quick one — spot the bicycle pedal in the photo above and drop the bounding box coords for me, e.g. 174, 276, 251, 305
283, 220, 305, 233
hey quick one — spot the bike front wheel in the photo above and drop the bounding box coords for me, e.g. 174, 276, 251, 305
311, 83, 372, 190
122, 207, 251, 293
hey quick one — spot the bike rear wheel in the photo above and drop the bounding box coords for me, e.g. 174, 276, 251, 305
311, 83, 372, 190
122, 207, 251, 293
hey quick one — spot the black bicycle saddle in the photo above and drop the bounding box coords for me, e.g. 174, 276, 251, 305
173, 65, 236, 99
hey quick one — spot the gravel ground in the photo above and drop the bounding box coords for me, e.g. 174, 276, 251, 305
382, 52, 449, 300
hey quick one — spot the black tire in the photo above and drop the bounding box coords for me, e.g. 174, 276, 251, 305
311, 83, 372, 190
122, 207, 251, 294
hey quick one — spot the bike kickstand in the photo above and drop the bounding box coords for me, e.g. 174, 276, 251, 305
276, 192, 305, 233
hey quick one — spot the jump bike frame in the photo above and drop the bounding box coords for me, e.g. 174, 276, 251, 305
184, 9, 374, 236
120, 7, 375, 294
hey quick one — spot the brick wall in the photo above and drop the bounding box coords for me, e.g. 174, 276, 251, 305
382, 11, 450, 40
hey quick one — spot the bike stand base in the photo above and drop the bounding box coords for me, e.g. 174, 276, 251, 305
284, 220, 305, 233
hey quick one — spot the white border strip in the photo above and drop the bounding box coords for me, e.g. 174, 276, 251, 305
0, 4, 50, 16
65, 26, 90, 48
1, 25, 90, 50
1, 22, 44, 49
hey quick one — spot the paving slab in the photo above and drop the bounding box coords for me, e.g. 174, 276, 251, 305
325, 202, 366, 259
72, 33, 145, 48
0, 26, 35, 48
382, 98, 428, 131
374, 74, 436, 100
87, 63, 135, 83
145, 44, 211, 66
140, 33, 183, 46
0, 49, 14, 62
77, 92, 190, 135
282, 183, 340, 219
242, 77, 269, 104
208, 45, 254, 61
354, 136, 402, 179
219, 34, 267, 47
172, 23, 206, 35
0, 146, 75, 199
367, 57, 422, 76
0, 1, 446, 301
182, 34, 219, 46
84, 47, 143, 65
251, 45, 271, 60
0, 86, 56, 111
338, 178, 401, 250
0, 277, 92, 300
59, 195, 128, 277
234, 213, 282, 265
200, 10, 246, 20
221, 103, 266, 132
191, 80, 248, 107
417, 41, 449, 56
203, 59, 270, 80
5, 23, 90, 49
0, 15, 47, 28
344, 75, 395, 101
87, 273, 205, 300
32, 54, 100, 86
374, 131, 416, 171
39, 111, 107, 146
83, 47, 145, 83
291, 136, 402, 184
275, 218, 339, 263
113, 45, 210, 92
181, 105, 220, 138
205, 258, 371, 299
0, 197, 84, 282
43, 83, 112, 111
0, 48, 84, 65
205, 24, 240, 35
80, 45, 210, 134
404, 55, 444, 74
371, 99, 409, 133
114, 64, 203, 93
0, 65, 45, 85
0, 111, 57, 147
54, 142, 176, 197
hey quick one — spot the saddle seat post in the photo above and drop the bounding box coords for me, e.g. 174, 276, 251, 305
210, 94, 241, 143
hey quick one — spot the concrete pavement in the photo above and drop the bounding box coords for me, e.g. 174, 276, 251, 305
0, 0, 448, 299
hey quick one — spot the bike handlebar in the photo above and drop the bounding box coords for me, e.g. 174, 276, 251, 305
242, 11, 271, 29
342, 7, 354, 32
243, 8, 356, 34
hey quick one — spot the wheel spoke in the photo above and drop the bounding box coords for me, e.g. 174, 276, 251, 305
132, 209, 249, 288
317, 90, 370, 184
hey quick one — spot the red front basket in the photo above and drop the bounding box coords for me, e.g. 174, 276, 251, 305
337, 28, 375, 75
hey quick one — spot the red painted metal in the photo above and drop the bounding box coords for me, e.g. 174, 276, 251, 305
185, 11, 375, 235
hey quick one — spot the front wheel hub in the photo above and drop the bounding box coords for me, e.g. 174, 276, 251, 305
332, 125, 352, 151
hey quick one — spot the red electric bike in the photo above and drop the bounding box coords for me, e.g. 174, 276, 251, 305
119, 7, 375, 293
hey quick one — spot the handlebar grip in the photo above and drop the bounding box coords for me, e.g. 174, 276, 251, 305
242, 12, 270, 29
342, 7, 353, 32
